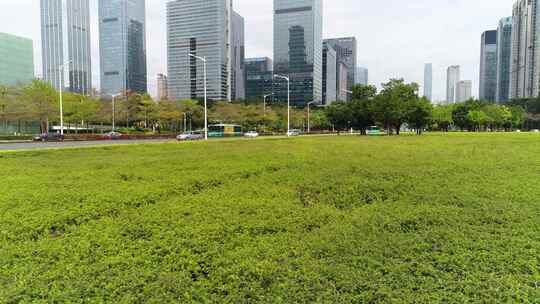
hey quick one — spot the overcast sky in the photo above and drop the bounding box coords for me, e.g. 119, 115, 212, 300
0, 0, 513, 101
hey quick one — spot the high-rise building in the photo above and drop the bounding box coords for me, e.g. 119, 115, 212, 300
324, 37, 357, 91
167, 0, 244, 102
322, 42, 337, 105
40, 0, 92, 94
245, 57, 274, 101
424, 63, 433, 101
0, 33, 34, 86
356, 67, 368, 85
496, 17, 513, 103
99, 0, 147, 96
157, 74, 168, 100
446, 65, 460, 104
456, 80, 472, 102
479, 30, 498, 101
274, 0, 323, 106
337, 62, 348, 101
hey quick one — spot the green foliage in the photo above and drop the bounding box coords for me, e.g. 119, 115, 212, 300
2, 134, 540, 302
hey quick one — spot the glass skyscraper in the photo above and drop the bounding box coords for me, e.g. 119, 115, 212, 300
324, 37, 357, 93
479, 30, 498, 102
274, 0, 323, 106
0, 33, 34, 86
497, 17, 513, 103
40, 0, 92, 94
424, 63, 432, 101
322, 42, 337, 105
356, 67, 368, 85
245, 57, 274, 101
99, 0, 147, 96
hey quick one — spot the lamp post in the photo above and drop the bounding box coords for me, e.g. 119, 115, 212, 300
274, 74, 290, 136
263, 93, 273, 133
189, 53, 208, 140
111, 93, 122, 131
307, 101, 316, 134
58, 60, 72, 136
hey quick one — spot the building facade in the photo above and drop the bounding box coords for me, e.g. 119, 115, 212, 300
424, 63, 433, 101
157, 73, 168, 100
40, 0, 92, 94
446, 65, 460, 104
322, 42, 337, 105
324, 37, 357, 92
245, 57, 274, 101
479, 30, 498, 101
496, 17, 513, 103
231, 11, 245, 100
99, 0, 147, 96
456, 80, 472, 102
356, 67, 368, 85
274, 0, 323, 106
337, 62, 348, 101
0, 33, 34, 86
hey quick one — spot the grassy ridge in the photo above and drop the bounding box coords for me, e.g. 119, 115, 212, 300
1, 134, 540, 303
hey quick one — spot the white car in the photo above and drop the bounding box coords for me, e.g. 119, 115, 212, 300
176, 133, 203, 141
244, 131, 259, 138
287, 129, 301, 137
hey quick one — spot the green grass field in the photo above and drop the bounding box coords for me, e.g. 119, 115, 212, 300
1, 134, 540, 303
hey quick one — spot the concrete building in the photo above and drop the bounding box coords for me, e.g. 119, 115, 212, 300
356, 67, 368, 85
322, 42, 337, 105
424, 63, 433, 101
157, 73, 168, 100
456, 80, 472, 102
40, 0, 92, 94
324, 37, 357, 92
167, 0, 244, 101
99, 0, 147, 96
337, 62, 348, 101
274, 0, 323, 106
446, 65, 460, 104
479, 30, 498, 101
496, 17, 513, 103
245, 57, 274, 101
0, 33, 34, 86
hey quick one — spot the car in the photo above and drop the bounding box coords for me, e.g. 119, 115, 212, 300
103, 131, 123, 140
532, 129, 540, 133
33, 133, 65, 142
176, 133, 204, 141
244, 131, 259, 138
367, 126, 381, 136
287, 129, 301, 137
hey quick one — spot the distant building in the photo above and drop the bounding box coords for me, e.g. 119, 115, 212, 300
231, 11, 246, 100
245, 57, 274, 101
157, 74, 168, 100
446, 65, 460, 104
324, 37, 357, 92
337, 62, 349, 101
496, 17, 512, 103
99, 0, 147, 96
0, 32, 34, 86
274, 0, 323, 106
424, 63, 433, 101
40, 0, 92, 94
322, 43, 337, 105
479, 30, 498, 101
456, 80, 472, 102
356, 67, 368, 85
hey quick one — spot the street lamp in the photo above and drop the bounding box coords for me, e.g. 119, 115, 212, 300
189, 53, 208, 141
307, 101, 316, 134
274, 74, 290, 136
263, 93, 273, 133
58, 60, 72, 136
111, 93, 123, 131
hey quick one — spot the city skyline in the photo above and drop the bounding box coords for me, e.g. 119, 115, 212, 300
0, 0, 512, 101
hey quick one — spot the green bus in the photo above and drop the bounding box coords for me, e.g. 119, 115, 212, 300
208, 124, 243, 137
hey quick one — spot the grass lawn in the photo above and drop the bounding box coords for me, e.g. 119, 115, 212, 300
1, 133, 540, 303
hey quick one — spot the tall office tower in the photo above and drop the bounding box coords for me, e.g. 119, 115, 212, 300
322, 42, 337, 105
446, 65, 460, 104
337, 62, 349, 101
157, 74, 168, 100
167, 0, 244, 101
0, 33, 34, 86
456, 80, 472, 102
324, 37, 357, 91
496, 17, 513, 103
356, 67, 368, 85
424, 63, 433, 101
99, 0, 147, 96
479, 30, 498, 101
274, 0, 323, 106
231, 11, 245, 100
245, 57, 273, 101
40, 0, 92, 94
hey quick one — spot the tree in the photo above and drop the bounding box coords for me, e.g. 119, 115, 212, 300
406, 97, 433, 135
432, 105, 454, 131
351, 84, 377, 100
21, 80, 58, 133
467, 110, 488, 132
373, 79, 419, 135
452, 103, 470, 131
325, 102, 352, 133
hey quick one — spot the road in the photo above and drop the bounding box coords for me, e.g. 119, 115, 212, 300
0, 139, 176, 151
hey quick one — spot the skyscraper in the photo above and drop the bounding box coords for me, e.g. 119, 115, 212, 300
479, 30, 498, 101
356, 67, 368, 85
322, 42, 337, 105
337, 62, 348, 101
324, 37, 357, 91
456, 80, 472, 102
0, 33, 34, 86
496, 17, 513, 103
245, 57, 273, 101
424, 63, 433, 101
446, 65, 460, 104
99, 0, 147, 96
157, 74, 168, 100
274, 0, 323, 106
167, 0, 244, 101
40, 0, 92, 94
